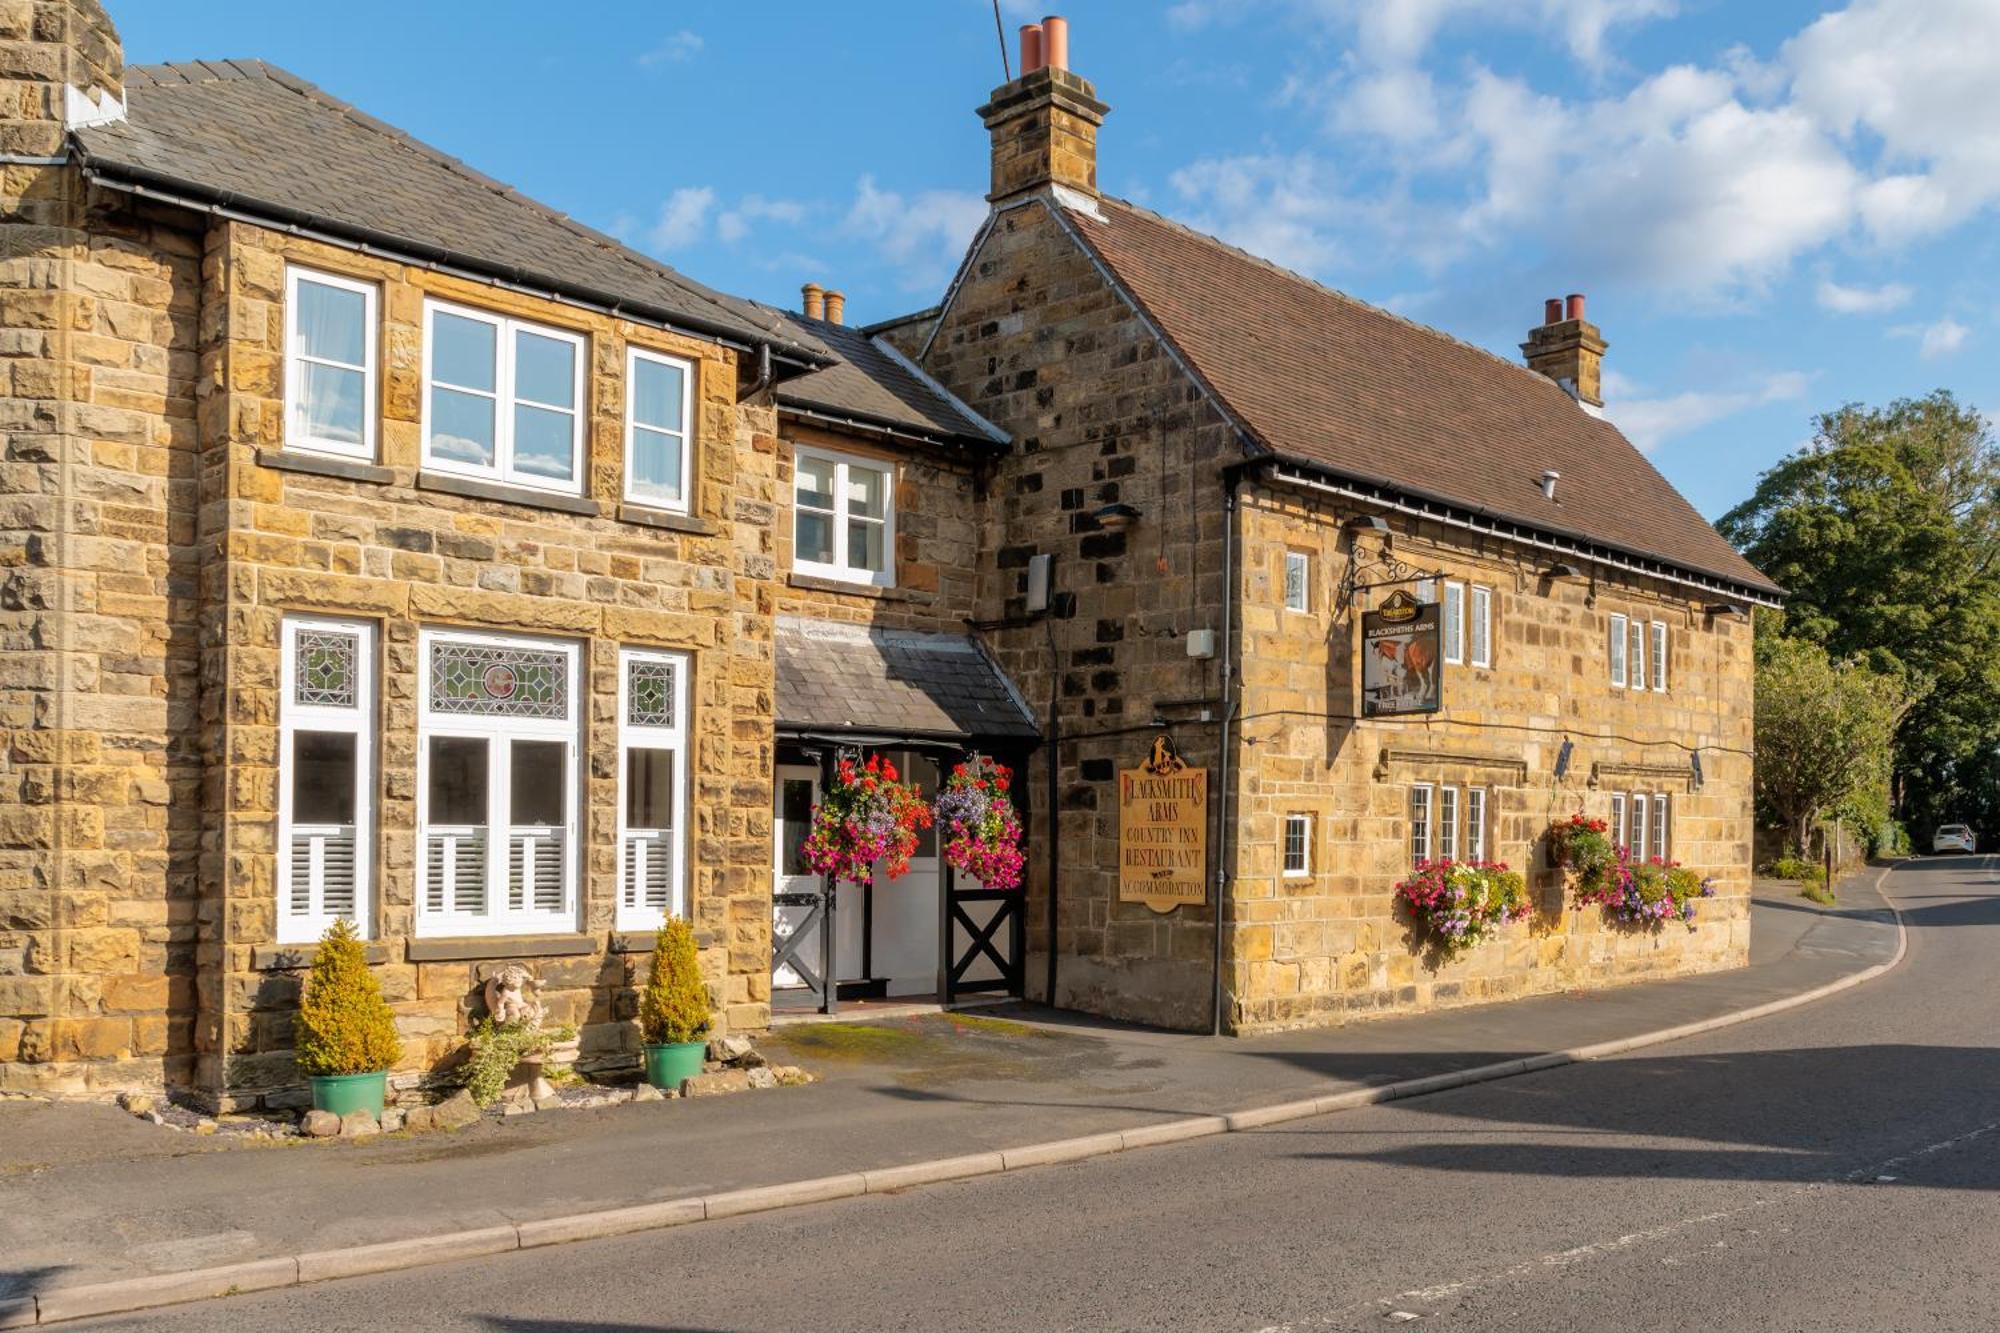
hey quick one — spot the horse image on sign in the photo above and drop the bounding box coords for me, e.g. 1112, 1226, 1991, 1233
1362, 590, 1443, 716
1118, 734, 1208, 913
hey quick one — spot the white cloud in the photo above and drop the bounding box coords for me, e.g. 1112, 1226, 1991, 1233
1332, 66, 1443, 145
1815, 278, 1912, 314
648, 187, 714, 251
1892, 317, 1971, 360
637, 30, 703, 67
1603, 369, 1810, 453
716, 195, 809, 245
843, 176, 989, 291
1168, 153, 1357, 275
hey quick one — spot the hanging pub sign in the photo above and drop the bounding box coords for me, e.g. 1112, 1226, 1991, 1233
1362, 589, 1443, 717
1117, 734, 1208, 913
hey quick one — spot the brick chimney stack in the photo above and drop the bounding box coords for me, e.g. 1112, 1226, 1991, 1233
977, 14, 1108, 203
0, 0, 125, 157
1521, 293, 1607, 408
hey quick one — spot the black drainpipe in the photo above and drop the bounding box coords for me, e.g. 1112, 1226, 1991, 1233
1212, 464, 1246, 1036
1043, 612, 1061, 1008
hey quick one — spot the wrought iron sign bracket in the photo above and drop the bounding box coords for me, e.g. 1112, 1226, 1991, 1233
1338, 554, 1444, 613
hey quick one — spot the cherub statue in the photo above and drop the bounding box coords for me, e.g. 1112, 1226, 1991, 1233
483, 963, 545, 1028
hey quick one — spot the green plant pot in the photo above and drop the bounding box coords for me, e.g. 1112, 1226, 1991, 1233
310, 1070, 387, 1117
643, 1041, 707, 1089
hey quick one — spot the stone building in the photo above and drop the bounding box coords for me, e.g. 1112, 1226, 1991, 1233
890, 20, 1782, 1032
1, 4, 1779, 1105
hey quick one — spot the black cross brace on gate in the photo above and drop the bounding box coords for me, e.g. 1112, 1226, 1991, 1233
771, 889, 831, 1009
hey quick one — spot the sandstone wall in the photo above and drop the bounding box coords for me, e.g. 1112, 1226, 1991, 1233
1228, 485, 1754, 1031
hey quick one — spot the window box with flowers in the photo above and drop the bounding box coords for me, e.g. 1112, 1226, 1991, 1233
1576, 855, 1715, 928
1394, 859, 1531, 961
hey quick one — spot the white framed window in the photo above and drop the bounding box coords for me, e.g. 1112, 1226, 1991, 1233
1631, 793, 1650, 860
284, 266, 377, 460
1410, 784, 1434, 865
1628, 618, 1647, 691
1651, 621, 1669, 693
1439, 785, 1459, 861
1608, 613, 1628, 687
417, 628, 580, 936
625, 346, 693, 513
1466, 787, 1487, 861
1652, 793, 1670, 860
1282, 813, 1312, 876
1610, 792, 1627, 852
1416, 577, 1436, 604
1443, 581, 1465, 664
1470, 586, 1493, 668
278, 616, 375, 943
1283, 551, 1311, 613
618, 647, 691, 929
423, 298, 586, 494
793, 445, 895, 587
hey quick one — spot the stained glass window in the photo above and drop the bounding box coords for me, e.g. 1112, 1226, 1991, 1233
627, 658, 677, 728
295, 629, 359, 709
429, 641, 569, 718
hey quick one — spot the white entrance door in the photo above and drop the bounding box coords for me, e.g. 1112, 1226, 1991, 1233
772, 765, 822, 991
871, 751, 943, 997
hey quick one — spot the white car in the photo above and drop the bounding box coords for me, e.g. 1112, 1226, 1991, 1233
1932, 824, 1977, 855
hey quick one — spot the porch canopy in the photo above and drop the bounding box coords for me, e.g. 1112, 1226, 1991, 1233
774, 616, 1038, 742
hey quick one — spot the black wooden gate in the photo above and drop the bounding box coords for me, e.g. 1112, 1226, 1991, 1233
940, 862, 1023, 1002
772, 874, 835, 1014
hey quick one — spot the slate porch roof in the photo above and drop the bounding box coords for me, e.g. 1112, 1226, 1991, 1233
774, 618, 1038, 741
776, 314, 1006, 448
72, 61, 830, 366
1059, 196, 1781, 599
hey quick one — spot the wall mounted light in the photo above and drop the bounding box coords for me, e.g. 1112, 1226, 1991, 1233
1545, 561, 1585, 581
1690, 749, 1704, 789
1094, 502, 1140, 533
1342, 515, 1390, 534
1705, 602, 1749, 620
1554, 737, 1574, 781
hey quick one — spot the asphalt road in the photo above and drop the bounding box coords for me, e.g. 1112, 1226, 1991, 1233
74, 856, 2000, 1332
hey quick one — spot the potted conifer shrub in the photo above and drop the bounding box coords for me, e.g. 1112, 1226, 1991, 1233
293, 918, 403, 1117
638, 917, 712, 1089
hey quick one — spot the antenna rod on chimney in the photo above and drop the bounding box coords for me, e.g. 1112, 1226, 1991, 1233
992, 0, 1011, 80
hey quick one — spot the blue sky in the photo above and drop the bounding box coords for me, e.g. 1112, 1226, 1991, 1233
119, 1, 1998, 520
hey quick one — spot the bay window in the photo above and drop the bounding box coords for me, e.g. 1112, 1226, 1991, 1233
417, 629, 579, 935
285, 267, 377, 460
626, 347, 693, 512
618, 647, 691, 928
794, 445, 894, 587
423, 299, 585, 493
278, 616, 374, 942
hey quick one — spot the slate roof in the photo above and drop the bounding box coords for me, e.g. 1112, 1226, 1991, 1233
775, 618, 1038, 740
776, 314, 1006, 447
1061, 197, 1780, 598
72, 61, 829, 366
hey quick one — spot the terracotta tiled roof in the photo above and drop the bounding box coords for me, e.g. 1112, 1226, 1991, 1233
777, 315, 1006, 448
1063, 197, 1779, 597
73, 61, 829, 365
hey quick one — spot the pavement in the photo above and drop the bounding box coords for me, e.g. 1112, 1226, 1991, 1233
0, 867, 1901, 1327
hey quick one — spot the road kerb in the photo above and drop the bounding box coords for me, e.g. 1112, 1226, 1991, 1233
21, 865, 1910, 1327
30, 1257, 300, 1325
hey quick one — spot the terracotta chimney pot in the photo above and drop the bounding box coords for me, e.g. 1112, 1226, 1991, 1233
801, 282, 825, 321
1020, 23, 1044, 75
1543, 298, 1562, 326
824, 290, 846, 326
1565, 292, 1586, 322
1042, 15, 1070, 71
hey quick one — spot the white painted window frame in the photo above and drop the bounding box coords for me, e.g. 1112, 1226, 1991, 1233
1466, 787, 1487, 862
1410, 784, 1434, 866
284, 266, 378, 461
415, 627, 581, 937
616, 646, 691, 930
1283, 550, 1311, 614
1470, 585, 1493, 668
1628, 618, 1647, 691
1652, 792, 1671, 860
1442, 581, 1465, 664
1651, 621, 1669, 693
1282, 812, 1312, 877
792, 443, 896, 588
421, 297, 587, 495
1439, 785, 1459, 861
623, 345, 695, 514
1610, 792, 1628, 852
1608, 613, 1628, 688
277, 615, 375, 943
1631, 792, 1650, 861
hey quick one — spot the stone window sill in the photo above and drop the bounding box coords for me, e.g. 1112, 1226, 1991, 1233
611, 928, 721, 954
405, 933, 597, 962
786, 571, 915, 602
417, 472, 602, 517
252, 941, 393, 971
257, 448, 395, 486
617, 503, 715, 535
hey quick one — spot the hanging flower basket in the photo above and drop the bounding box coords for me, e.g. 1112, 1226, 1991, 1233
1549, 813, 1616, 898
799, 752, 933, 887
934, 754, 1025, 891
1394, 859, 1531, 961
1576, 854, 1714, 928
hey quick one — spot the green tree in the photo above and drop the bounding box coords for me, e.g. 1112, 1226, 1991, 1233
1753, 631, 1911, 857
293, 918, 402, 1077
1720, 392, 2000, 830
637, 918, 712, 1046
